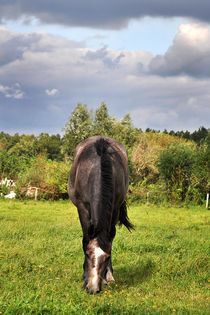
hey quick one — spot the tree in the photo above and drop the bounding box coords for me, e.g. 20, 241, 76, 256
34, 133, 63, 160
92, 103, 114, 136
112, 114, 138, 148
62, 104, 92, 157
183, 130, 191, 140
62, 103, 138, 158
8, 135, 35, 158
191, 126, 208, 145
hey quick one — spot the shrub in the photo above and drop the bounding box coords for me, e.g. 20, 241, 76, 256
16, 155, 70, 200
131, 132, 190, 186
186, 136, 209, 203
158, 143, 195, 201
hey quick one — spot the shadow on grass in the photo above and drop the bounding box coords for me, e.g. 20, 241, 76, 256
115, 258, 155, 286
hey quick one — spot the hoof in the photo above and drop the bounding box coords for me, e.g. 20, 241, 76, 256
106, 269, 115, 283
102, 279, 108, 285
82, 281, 88, 289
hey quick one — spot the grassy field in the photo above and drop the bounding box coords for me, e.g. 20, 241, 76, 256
0, 200, 209, 314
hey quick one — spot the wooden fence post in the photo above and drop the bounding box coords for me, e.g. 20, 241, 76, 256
35, 188, 38, 201
206, 193, 209, 209
147, 192, 150, 204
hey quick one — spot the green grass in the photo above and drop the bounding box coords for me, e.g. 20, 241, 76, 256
0, 200, 209, 314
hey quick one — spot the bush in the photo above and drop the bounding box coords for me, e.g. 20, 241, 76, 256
158, 143, 195, 201
0, 151, 33, 179
186, 136, 209, 203
131, 132, 190, 186
16, 155, 70, 200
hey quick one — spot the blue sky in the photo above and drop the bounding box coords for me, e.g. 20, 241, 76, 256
4, 16, 187, 54
0, 1, 209, 134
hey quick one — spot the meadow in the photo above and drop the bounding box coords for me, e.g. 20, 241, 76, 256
0, 200, 209, 314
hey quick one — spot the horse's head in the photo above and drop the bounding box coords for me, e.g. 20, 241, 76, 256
86, 238, 110, 294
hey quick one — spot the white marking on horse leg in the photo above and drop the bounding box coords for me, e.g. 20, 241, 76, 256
106, 267, 115, 282
89, 239, 106, 293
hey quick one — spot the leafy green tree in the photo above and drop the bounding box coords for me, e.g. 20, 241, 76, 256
0, 135, 35, 179
62, 104, 92, 157
8, 135, 35, 158
0, 132, 18, 151
183, 130, 191, 140
191, 126, 208, 145
92, 103, 114, 136
34, 133, 63, 160
0, 150, 32, 179
112, 113, 138, 148
62, 103, 139, 158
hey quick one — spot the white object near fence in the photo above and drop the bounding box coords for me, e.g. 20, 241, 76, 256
0, 178, 15, 187
26, 186, 39, 200
206, 193, 209, 209
5, 191, 16, 199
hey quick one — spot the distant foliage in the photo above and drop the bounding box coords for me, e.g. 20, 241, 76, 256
131, 132, 191, 186
62, 104, 92, 157
158, 143, 195, 201
187, 134, 209, 203
155, 126, 209, 145
34, 133, 63, 160
62, 103, 138, 157
0, 150, 33, 179
0, 105, 209, 203
16, 155, 70, 200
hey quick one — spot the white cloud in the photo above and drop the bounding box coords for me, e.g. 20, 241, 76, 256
149, 23, 210, 77
0, 83, 24, 99
45, 88, 59, 96
0, 25, 209, 134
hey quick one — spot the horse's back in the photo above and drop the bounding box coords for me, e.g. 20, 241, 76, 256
68, 136, 128, 207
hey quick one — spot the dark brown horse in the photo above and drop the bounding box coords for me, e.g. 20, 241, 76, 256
68, 136, 134, 293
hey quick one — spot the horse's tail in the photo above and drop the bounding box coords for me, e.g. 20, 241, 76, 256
94, 138, 134, 234
119, 201, 134, 231
94, 138, 113, 250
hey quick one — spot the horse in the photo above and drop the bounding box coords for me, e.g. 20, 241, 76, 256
68, 136, 134, 293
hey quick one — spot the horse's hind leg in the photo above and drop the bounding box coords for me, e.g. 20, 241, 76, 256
82, 236, 89, 287
105, 226, 116, 283
105, 256, 115, 283
76, 202, 90, 288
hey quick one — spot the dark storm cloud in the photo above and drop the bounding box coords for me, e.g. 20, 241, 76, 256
0, 0, 210, 29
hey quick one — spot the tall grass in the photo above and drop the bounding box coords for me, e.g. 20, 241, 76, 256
0, 200, 209, 314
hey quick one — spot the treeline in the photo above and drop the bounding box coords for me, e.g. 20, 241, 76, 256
0, 103, 209, 203
145, 127, 208, 145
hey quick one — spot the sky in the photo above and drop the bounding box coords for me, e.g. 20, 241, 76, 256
0, 1, 210, 135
